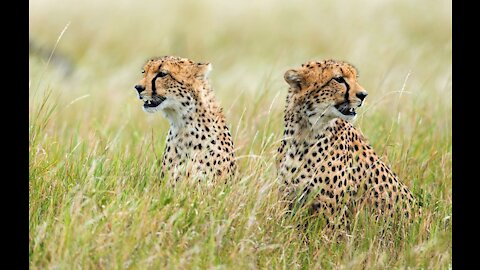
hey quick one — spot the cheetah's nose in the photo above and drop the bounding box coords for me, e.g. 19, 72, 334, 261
356, 91, 368, 101
134, 84, 145, 94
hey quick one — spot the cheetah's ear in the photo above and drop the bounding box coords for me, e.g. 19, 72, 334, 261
284, 69, 306, 91
195, 62, 212, 79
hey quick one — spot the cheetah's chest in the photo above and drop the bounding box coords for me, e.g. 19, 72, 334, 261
279, 131, 359, 205
161, 123, 236, 180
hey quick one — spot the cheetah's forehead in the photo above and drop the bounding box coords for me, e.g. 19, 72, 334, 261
307, 60, 357, 74
145, 56, 194, 66
143, 56, 198, 72
299, 59, 359, 85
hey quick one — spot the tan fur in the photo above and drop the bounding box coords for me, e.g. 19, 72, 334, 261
134, 56, 236, 181
277, 59, 417, 232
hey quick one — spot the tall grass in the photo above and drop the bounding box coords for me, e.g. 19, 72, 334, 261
29, 0, 451, 268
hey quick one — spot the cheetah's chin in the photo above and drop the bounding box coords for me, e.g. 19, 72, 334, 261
143, 97, 166, 108
334, 102, 357, 116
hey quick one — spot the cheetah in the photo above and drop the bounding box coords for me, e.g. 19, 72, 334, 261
133, 56, 236, 181
276, 59, 417, 232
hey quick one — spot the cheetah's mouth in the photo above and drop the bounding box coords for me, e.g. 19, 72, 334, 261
334, 102, 357, 116
143, 96, 166, 108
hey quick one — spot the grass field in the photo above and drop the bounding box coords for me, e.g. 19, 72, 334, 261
29, 0, 451, 268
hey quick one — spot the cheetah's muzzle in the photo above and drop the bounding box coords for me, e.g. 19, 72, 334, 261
334, 102, 357, 116
143, 96, 166, 108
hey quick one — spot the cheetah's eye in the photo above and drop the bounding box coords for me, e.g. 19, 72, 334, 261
158, 70, 168, 78
333, 77, 346, 84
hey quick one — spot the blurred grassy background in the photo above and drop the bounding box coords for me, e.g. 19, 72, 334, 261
29, 0, 451, 268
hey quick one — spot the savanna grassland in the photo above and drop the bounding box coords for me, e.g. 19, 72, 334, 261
29, 0, 451, 268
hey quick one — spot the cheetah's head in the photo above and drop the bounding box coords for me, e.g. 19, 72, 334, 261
284, 59, 367, 128
133, 56, 211, 115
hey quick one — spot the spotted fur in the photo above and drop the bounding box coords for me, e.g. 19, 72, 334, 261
134, 56, 236, 181
277, 59, 417, 231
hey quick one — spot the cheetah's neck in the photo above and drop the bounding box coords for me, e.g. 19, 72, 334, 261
165, 101, 225, 140
162, 84, 224, 136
